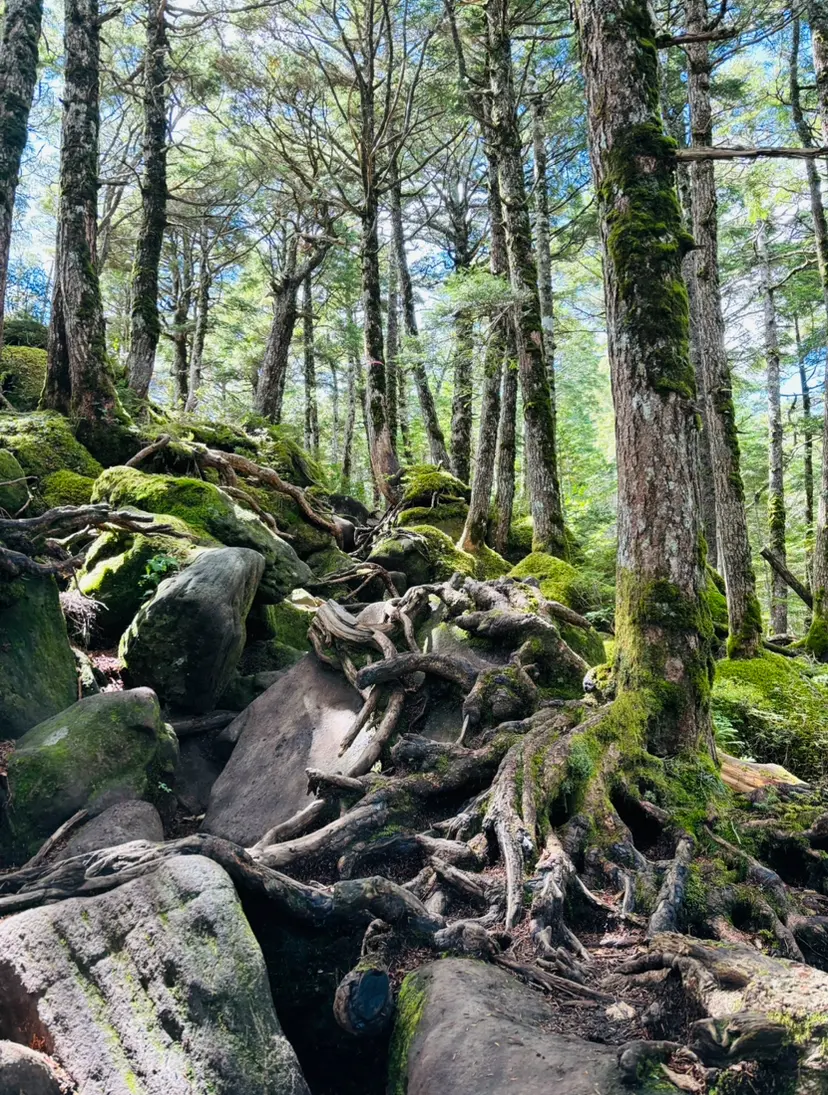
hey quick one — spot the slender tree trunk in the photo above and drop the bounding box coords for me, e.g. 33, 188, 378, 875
486, 0, 565, 557
389, 161, 449, 468
302, 272, 319, 456
169, 240, 192, 407
126, 0, 168, 400
494, 341, 518, 555
42, 0, 118, 429
449, 313, 474, 485
398, 358, 413, 462
342, 356, 356, 487
254, 276, 299, 422
757, 221, 788, 635
531, 95, 556, 387
575, 0, 713, 755
184, 258, 210, 413
685, 0, 762, 656
330, 358, 340, 466
458, 157, 509, 551
0, 0, 43, 362
795, 317, 815, 585
386, 249, 400, 453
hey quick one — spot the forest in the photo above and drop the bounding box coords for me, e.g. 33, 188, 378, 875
7, 0, 828, 1092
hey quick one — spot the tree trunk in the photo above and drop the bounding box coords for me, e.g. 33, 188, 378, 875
342, 356, 356, 487
169, 237, 192, 408
758, 220, 788, 635
302, 272, 319, 456
532, 95, 556, 387
389, 161, 449, 469
184, 257, 211, 413
486, 0, 565, 557
126, 0, 168, 401
795, 317, 814, 584
449, 313, 474, 486
42, 0, 118, 429
254, 275, 299, 422
574, 0, 713, 755
330, 358, 340, 466
685, 0, 763, 657
0, 0, 44, 361
386, 249, 400, 453
493, 341, 518, 556
398, 354, 413, 462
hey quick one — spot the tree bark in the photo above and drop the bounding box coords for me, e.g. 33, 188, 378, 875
532, 95, 556, 388
42, 0, 119, 429
386, 248, 400, 454
168, 231, 192, 408
757, 220, 788, 635
449, 313, 474, 486
255, 276, 298, 422
302, 272, 319, 456
486, 0, 565, 558
574, 0, 713, 755
184, 253, 211, 413
685, 0, 763, 657
126, 0, 169, 401
0, 0, 44, 361
795, 317, 814, 583
389, 159, 450, 469
494, 342, 518, 556
342, 355, 356, 487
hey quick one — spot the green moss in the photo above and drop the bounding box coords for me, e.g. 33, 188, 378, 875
706, 567, 729, 631
0, 345, 46, 410
387, 971, 427, 1095
805, 591, 828, 660
0, 447, 28, 512
713, 653, 828, 782
240, 418, 325, 486
406, 526, 477, 581
41, 469, 95, 508
242, 484, 333, 558
398, 501, 469, 540
508, 552, 596, 613
471, 543, 510, 580
399, 463, 469, 506
258, 599, 313, 650
0, 410, 102, 479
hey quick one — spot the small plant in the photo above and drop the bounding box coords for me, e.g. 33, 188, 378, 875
139, 554, 180, 600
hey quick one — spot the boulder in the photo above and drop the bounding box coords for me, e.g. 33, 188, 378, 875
0, 345, 47, 411
92, 466, 310, 602
40, 468, 95, 508
57, 800, 164, 861
0, 855, 311, 1095
388, 958, 627, 1095
0, 574, 77, 738
202, 656, 362, 846
0, 448, 27, 513
120, 547, 265, 713
0, 1042, 64, 1095
1, 688, 178, 865
369, 526, 477, 587
0, 410, 102, 480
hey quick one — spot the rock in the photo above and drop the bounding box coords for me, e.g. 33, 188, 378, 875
398, 501, 469, 541
0, 447, 27, 512
369, 526, 477, 587
120, 547, 265, 713
219, 669, 288, 711
0, 855, 311, 1095
202, 656, 362, 846
239, 599, 313, 678
0, 574, 77, 738
73, 647, 101, 697
0, 1042, 65, 1095
0, 410, 102, 480
92, 466, 310, 602
57, 800, 164, 861
173, 734, 227, 814
388, 958, 627, 1095
0, 688, 178, 865
0, 345, 47, 411
40, 468, 95, 508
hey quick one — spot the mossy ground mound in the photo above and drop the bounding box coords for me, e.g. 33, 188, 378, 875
41, 469, 95, 508
508, 552, 599, 614
0, 448, 28, 513
371, 526, 478, 587
0, 411, 102, 480
398, 501, 469, 540
399, 463, 469, 507
713, 652, 828, 783
0, 345, 46, 410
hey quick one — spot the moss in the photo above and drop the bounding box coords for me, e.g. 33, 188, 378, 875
398, 501, 469, 540
405, 526, 477, 581
471, 543, 510, 580
804, 591, 828, 660
713, 653, 828, 783
386, 971, 427, 1095
706, 567, 729, 631
0, 447, 28, 512
399, 463, 469, 506
41, 469, 95, 508
242, 484, 333, 558
0, 410, 102, 479
0, 345, 46, 410
238, 640, 306, 676
240, 418, 325, 486
508, 552, 597, 613
258, 599, 313, 650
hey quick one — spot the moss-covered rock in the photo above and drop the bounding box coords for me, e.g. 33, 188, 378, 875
92, 466, 310, 602
306, 544, 352, 577
0, 575, 78, 738
246, 485, 334, 558
398, 501, 469, 540
505, 515, 534, 563
77, 513, 207, 641
471, 543, 510, 580
370, 526, 477, 587
242, 419, 325, 486
0, 447, 28, 513
0, 345, 46, 410
0, 411, 102, 480
41, 468, 96, 508
218, 669, 288, 710
399, 463, 469, 507
713, 653, 828, 782
238, 599, 312, 678
0, 687, 178, 865
508, 552, 597, 614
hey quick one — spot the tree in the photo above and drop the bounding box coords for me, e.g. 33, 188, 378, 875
574, 0, 713, 754
302, 271, 319, 456
0, 0, 44, 362
126, 0, 170, 400
42, 0, 120, 434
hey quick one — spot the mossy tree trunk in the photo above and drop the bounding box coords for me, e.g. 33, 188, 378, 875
486, 0, 566, 559
575, 0, 713, 755
342, 355, 356, 487
531, 94, 556, 390
183, 237, 211, 413
42, 0, 119, 429
796, 317, 815, 584
167, 229, 193, 407
493, 343, 518, 556
685, 0, 763, 657
386, 249, 400, 454
446, 167, 475, 485
302, 272, 319, 457
125, 0, 169, 402
758, 219, 788, 635
0, 0, 44, 362
389, 155, 450, 470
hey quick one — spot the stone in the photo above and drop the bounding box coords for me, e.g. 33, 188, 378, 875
0, 574, 77, 739
0, 448, 27, 513
388, 958, 627, 1095
0, 855, 311, 1095
0, 410, 102, 480
92, 466, 310, 603
57, 800, 164, 861
0, 688, 178, 866
0, 1041, 64, 1095
120, 547, 265, 713
202, 656, 362, 846
369, 526, 476, 587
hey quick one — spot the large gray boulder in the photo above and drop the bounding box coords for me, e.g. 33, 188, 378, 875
121, 547, 265, 713
57, 800, 164, 861
0, 855, 310, 1095
0, 574, 77, 738
389, 958, 627, 1095
0, 688, 178, 866
202, 656, 362, 846
0, 1042, 66, 1095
